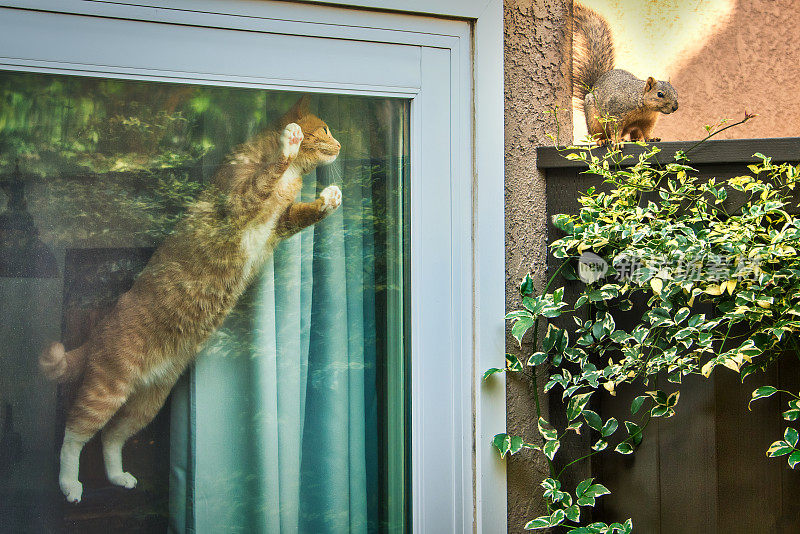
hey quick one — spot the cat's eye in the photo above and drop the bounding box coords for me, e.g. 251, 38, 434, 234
657, 91, 664, 98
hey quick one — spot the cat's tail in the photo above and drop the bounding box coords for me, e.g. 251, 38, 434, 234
39, 342, 87, 383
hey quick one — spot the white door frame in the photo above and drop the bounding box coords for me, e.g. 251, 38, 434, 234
0, 1, 506, 531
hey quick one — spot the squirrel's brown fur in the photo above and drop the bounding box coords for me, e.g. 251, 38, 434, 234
573, 4, 679, 144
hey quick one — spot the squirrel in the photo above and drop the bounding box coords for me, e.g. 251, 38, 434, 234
572, 4, 679, 145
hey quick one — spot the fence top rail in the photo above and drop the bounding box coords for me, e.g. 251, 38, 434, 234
537, 137, 800, 170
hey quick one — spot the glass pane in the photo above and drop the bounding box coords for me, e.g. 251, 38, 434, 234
0, 70, 409, 533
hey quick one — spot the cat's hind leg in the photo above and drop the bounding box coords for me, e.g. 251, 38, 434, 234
60, 365, 135, 502
101, 375, 178, 490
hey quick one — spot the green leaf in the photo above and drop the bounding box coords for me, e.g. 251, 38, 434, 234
632, 326, 649, 344
630, 395, 647, 415
528, 351, 548, 366
482, 368, 503, 380
492, 433, 526, 458
505, 310, 532, 320
583, 483, 611, 498
622, 518, 634, 533
565, 504, 581, 523
674, 327, 694, 340
576, 477, 594, 498
610, 330, 631, 343
522, 296, 544, 314
601, 311, 616, 335
551, 214, 574, 234
520, 274, 535, 296
783, 409, 800, 421
591, 318, 605, 341
538, 418, 558, 441
553, 286, 565, 305
523, 516, 551, 530
650, 405, 670, 418
583, 409, 603, 432
785, 427, 799, 448
505, 353, 524, 372
511, 316, 535, 346
618, 299, 634, 312
749, 386, 778, 410
567, 392, 593, 421
648, 307, 672, 326
549, 509, 566, 526
575, 483, 610, 507
789, 450, 800, 469
625, 421, 643, 446
647, 390, 669, 406
543, 324, 565, 353
543, 439, 560, 460
674, 307, 691, 324
601, 417, 618, 438
767, 440, 793, 457
554, 490, 572, 505
615, 442, 634, 455
541, 477, 560, 490
666, 391, 680, 408
592, 439, 608, 451
567, 420, 584, 434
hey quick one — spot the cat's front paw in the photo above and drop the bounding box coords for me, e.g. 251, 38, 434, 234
109, 472, 138, 489
281, 123, 304, 159
320, 185, 342, 213
60, 478, 83, 503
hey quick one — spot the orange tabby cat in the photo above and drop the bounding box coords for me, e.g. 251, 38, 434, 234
39, 96, 342, 503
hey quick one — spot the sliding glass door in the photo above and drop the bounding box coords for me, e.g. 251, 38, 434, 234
0, 1, 474, 532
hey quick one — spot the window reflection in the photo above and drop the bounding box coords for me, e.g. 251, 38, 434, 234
0, 71, 408, 533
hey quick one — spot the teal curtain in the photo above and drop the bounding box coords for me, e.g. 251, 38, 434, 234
169, 95, 407, 533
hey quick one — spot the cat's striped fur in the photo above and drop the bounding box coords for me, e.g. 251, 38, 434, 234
39, 97, 342, 503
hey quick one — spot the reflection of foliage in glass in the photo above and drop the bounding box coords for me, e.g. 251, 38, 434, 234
0, 71, 270, 245
0, 71, 408, 251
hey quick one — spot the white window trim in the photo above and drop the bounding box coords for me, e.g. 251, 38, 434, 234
0, 1, 505, 531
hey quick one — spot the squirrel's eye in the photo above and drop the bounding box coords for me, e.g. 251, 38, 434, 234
657, 91, 664, 98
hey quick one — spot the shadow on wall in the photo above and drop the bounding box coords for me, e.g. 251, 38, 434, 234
573, 0, 800, 142
659, 0, 800, 140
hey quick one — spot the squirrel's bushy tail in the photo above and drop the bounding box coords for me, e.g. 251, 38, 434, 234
39, 342, 87, 383
573, 4, 615, 100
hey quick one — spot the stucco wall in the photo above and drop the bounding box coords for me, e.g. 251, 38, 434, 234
504, 1, 573, 532
504, 0, 799, 531
573, 0, 800, 142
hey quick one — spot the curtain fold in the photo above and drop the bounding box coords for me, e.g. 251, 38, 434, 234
170, 97, 407, 534
170, 96, 388, 533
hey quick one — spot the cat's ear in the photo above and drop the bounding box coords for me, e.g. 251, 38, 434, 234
281, 95, 311, 124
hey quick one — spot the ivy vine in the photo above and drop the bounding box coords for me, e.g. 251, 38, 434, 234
488, 139, 800, 532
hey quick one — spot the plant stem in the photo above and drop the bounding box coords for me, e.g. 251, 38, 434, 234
555, 411, 652, 480
528, 259, 572, 479
683, 114, 756, 156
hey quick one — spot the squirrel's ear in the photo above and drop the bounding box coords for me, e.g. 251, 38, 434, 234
644, 77, 656, 93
